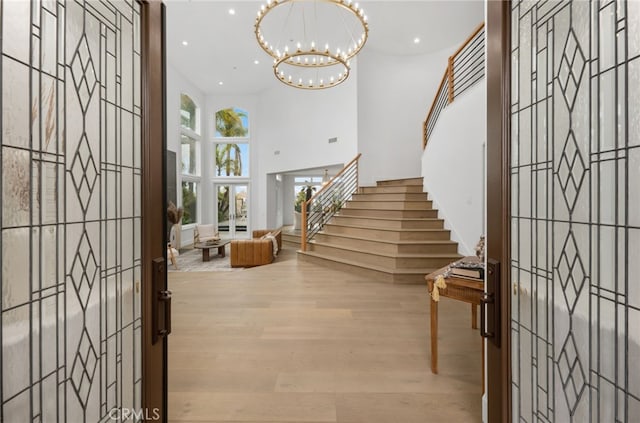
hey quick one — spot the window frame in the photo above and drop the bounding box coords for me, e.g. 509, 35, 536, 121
213, 141, 250, 179
214, 106, 250, 140
180, 93, 202, 227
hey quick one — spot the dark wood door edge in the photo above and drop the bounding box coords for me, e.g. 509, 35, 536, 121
486, 1, 511, 422
140, 0, 167, 420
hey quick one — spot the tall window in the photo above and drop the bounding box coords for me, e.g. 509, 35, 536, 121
180, 94, 200, 224
214, 107, 250, 177
181, 181, 198, 224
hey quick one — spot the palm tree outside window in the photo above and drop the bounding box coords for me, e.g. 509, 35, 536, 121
214, 107, 251, 232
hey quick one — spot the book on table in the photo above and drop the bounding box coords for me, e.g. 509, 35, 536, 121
449, 257, 484, 279
450, 267, 484, 279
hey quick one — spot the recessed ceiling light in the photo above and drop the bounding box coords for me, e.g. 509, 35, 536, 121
218, 81, 224, 86
182, 40, 188, 46
413, 37, 421, 44
228, 8, 235, 15
254, 59, 260, 65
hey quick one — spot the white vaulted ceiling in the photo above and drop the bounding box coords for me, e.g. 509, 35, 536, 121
165, 0, 484, 95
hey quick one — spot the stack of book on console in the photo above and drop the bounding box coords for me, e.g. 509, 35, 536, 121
449, 257, 484, 281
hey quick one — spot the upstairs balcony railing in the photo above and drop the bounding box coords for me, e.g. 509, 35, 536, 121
301, 153, 362, 251
423, 23, 485, 148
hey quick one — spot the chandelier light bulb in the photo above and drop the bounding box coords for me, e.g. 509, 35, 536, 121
256, 0, 368, 89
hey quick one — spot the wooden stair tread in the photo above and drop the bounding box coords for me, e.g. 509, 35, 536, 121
316, 231, 456, 246
309, 240, 461, 260
299, 251, 440, 276
340, 206, 438, 210
326, 223, 448, 233
333, 215, 443, 223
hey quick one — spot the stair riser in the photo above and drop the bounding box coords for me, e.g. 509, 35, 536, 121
339, 209, 438, 218
313, 233, 458, 254
308, 243, 457, 269
330, 216, 445, 229
298, 252, 428, 284
377, 177, 424, 186
345, 201, 433, 210
351, 193, 428, 201
359, 186, 424, 194
297, 252, 396, 283
323, 225, 451, 241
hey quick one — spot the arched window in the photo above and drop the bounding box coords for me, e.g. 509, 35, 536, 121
180, 94, 201, 224
180, 93, 199, 133
215, 107, 249, 138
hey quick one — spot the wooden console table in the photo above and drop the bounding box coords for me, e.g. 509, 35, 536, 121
425, 259, 485, 391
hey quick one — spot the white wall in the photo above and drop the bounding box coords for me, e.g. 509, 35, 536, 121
357, 46, 454, 187
166, 64, 205, 248
421, 82, 485, 255
255, 66, 359, 228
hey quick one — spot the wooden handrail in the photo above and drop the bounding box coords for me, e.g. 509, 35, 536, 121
450, 22, 485, 60
424, 70, 448, 132
423, 22, 485, 149
301, 153, 361, 252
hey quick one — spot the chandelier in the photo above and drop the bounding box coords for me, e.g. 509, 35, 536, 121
255, 0, 369, 90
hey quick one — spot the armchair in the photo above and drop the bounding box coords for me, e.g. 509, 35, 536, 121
194, 224, 219, 245
230, 228, 282, 268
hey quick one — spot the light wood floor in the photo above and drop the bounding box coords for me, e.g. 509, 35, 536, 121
168, 248, 482, 423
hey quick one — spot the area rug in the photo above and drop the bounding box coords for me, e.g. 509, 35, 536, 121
168, 245, 244, 272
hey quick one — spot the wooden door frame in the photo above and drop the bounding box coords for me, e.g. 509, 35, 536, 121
140, 0, 168, 419
486, 1, 511, 422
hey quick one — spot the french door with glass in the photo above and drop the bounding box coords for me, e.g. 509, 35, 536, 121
487, 1, 639, 422
215, 184, 249, 239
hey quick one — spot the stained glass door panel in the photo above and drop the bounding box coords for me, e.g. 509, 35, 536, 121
510, 1, 639, 421
1, 0, 143, 420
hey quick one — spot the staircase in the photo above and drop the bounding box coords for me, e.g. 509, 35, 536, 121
298, 177, 461, 284
282, 227, 301, 249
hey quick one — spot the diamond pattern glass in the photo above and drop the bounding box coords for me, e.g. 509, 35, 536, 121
511, 1, 639, 421
1, 1, 143, 421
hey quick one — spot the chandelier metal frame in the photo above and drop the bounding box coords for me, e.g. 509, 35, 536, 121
254, 0, 369, 90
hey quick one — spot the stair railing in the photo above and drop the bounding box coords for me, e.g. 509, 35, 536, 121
423, 22, 485, 149
301, 153, 362, 251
